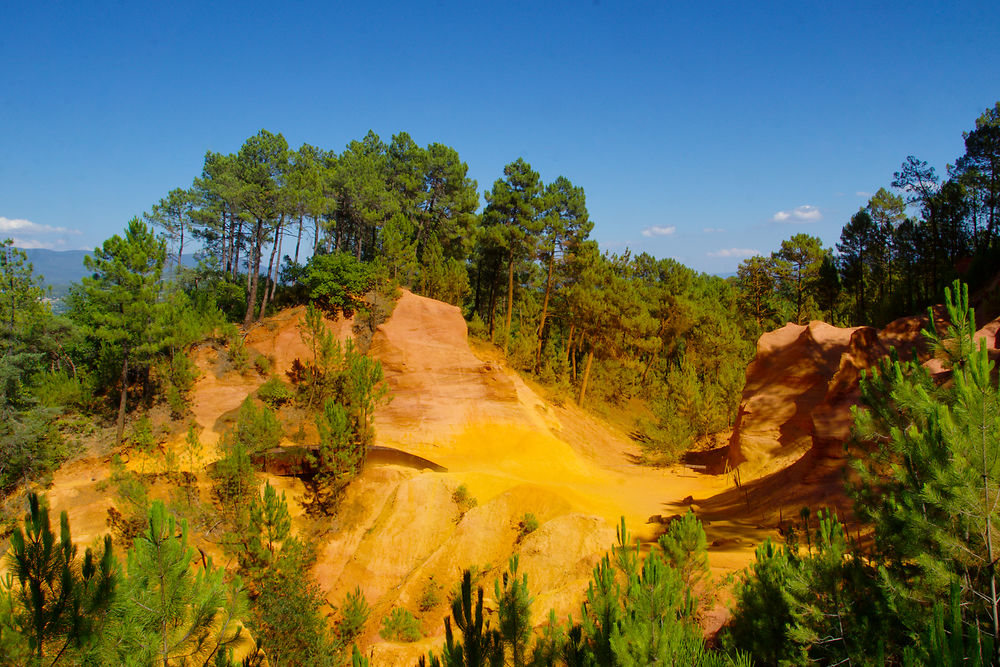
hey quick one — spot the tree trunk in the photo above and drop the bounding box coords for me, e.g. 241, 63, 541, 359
259, 220, 283, 320
534, 254, 554, 372
294, 215, 304, 265
503, 253, 515, 356
116, 350, 129, 446
563, 323, 575, 362
578, 349, 594, 406
488, 268, 498, 342
232, 218, 244, 281
244, 221, 263, 327
177, 216, 184, 271
270, 223, 285, 300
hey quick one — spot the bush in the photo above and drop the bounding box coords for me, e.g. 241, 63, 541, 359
418, 576, 441, 612
164, 384, 188, 418
303, 252, 373, 315
336, 586, 370, 642
32, 369, 92, 409
517, 512, 539, 541
231, 397, 283, 455
257, 377, 293, 408
466, 312, 488, 339
228, 332, 249, 373
254, 354, 272, 376
452, 484, 477, 514
379, 607, 422, 642
169, 351, 200, 394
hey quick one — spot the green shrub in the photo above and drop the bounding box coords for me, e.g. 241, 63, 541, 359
452, 484, 478, 514
257, 377, 293, 408
31, 369, 91, 409
303, 252, 373, 315
518, 512, 539, 540
165, 384, 188, 418
336, 586, 370, 642
231, 397, 283, 455
228, 332, 249, 373
169, 351, 200, 393
254, 354, 272, 376
466, 312, 488, 339
379, 607, 422, 642
418, 576, 441, 612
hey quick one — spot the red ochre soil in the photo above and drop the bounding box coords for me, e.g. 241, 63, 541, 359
29, 290, 1000, 665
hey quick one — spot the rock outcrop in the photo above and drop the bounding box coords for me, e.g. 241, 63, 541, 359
727, 307, 1000, 483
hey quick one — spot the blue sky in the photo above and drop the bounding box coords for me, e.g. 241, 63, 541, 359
2, 1, 998, 274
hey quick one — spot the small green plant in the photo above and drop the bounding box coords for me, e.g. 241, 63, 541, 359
418, 576, 442, 612
228, 332, 249, 372
254, 354, 272, 376
452, 483, 478, 514
165, 383, 188, 418
380, 607, 422, 642
517, 512, 539, 541
336, 586, 371, 642
257, 376, 293, 408
129, 415, 156, 474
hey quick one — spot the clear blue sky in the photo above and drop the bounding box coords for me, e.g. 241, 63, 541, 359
2, 1, 998, 274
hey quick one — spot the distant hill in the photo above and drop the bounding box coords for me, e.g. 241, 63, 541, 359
18, 248, 195, 299
21, 249, 92, 288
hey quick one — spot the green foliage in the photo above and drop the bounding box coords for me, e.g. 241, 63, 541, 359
846, 280, 1000, 651
438, 568, 503, 667
336, 587, 371, 643
452, 484, 478, 514
256, 376, 293, 408
230, 397, 283, 456
211, 439, 256, 515
4, 493, 117, 661
309, 399, 361, 510
495, 556, 533, 666
419, 577, 442, 612
74, 218, 167, 443
253, 354, 271, 376
517, 513, 539, 541
381, 607, 423, 643
303, 252, 374, 315
107, 455, 151, 549
101, 500, 248, 664
227, 330, 250, 373
31, 369, 91, 410
658, 509, 710, 609
0, 407, 65, 493
426, 516, 722, 667
234, 482, 340, 665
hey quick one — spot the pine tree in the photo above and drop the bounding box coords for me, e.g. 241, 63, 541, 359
103, 500, 248, 665
495, 556, 533, 667
848, 280, 1000, 659
5, 493, 116, 661
78, 218, 167, 444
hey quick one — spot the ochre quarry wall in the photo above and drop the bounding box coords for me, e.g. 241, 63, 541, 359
726, 307, 1000, 483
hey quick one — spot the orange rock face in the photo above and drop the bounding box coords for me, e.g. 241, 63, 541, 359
727, 308, 1000, 481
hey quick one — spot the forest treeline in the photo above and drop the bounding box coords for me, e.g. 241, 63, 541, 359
1, 103, 999, 665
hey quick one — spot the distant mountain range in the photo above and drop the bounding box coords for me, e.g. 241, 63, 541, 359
18, 248, 196, 298
20, 249, 92, 288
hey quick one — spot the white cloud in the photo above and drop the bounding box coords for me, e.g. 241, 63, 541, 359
0, 217, 84, 250
641, 225, 676, 237
707, 248, 760, 259
772, 205, 821, 222
703, 227, 725, 234
856, 191, 872, 198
